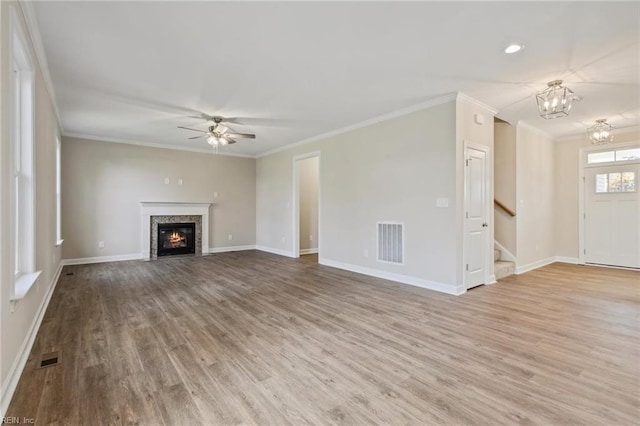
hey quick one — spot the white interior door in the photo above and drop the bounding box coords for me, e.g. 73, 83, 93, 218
465, 146, 488, 289
585, 163, 640, 268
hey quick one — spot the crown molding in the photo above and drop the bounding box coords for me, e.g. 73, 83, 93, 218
19, 0, 64, 132
455, 92, 499, 115
62, 132, 256, 159
257, 93, 458, 158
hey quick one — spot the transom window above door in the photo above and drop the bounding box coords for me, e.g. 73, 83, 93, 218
588, 148, 640, 164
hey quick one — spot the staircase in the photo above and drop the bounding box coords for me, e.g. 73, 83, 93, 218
494, 248, 515, 280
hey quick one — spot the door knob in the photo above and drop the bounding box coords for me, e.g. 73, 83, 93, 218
482, 223, 488, 227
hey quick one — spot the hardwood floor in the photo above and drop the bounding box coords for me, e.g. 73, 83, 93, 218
7, 251, 640, 425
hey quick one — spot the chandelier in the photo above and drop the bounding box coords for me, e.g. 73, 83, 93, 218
535, 80, 575, 119
588, 119, 614, 145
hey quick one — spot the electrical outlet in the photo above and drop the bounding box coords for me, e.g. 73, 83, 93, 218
363, 249, 369, 257
309, 235, 313, 241
213, 192, 219, 198
178, 179, 183, 185
281, 236, 286, 243
98, 241, 105, 249
164, 178, 170, 185
228, 234, 233, 241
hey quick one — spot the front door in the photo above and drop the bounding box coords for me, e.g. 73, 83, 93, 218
585, 163, 639, 268
465, 146, 488, 289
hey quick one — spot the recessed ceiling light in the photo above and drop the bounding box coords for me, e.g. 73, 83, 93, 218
504, 44, 524, 54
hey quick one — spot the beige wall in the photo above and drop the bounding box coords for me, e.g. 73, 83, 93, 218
258, 102, 459, 289
494, 122, 517, 255
298, 156, 319, 252
554, 128, 640, 259
61, 137, 256, 259
258, 99, 494, 292
1, 1, 63, 412
515, 122, 555, 267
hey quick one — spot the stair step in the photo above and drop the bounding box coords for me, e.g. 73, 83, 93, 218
494, 248, 501, 262
495, 260, 515, 280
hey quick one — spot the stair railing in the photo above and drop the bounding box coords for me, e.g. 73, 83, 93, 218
494, 199, 516, 217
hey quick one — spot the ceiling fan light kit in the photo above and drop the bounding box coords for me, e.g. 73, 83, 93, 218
178, 115, 256, 152
535, 80, 575, 119
588, 119, 614, 145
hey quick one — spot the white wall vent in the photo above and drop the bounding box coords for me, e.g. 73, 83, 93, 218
377, 222, 404, 264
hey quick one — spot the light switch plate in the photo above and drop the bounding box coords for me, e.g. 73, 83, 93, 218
436, 198, 449, 208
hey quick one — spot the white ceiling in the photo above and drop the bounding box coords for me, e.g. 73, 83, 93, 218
32, 1, 640, 157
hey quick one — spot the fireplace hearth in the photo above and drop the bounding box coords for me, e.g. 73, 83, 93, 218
157, 222, 196, 256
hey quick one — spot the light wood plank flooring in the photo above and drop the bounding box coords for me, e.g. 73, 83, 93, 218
7, 251, 640, 425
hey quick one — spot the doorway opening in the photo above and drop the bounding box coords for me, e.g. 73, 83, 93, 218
293, 152, 320, 261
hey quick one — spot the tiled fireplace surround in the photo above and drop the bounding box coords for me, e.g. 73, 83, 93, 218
140, 202, 211, 260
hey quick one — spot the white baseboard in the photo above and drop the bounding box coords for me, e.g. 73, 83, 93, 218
515, 257, 555, 275
487, 274, 497, 284
207, 245, 256, 254
1, 261, 63, 417
65, 247, 260, 264
299, 248, 318, 255
256, 245, 297, 258
554, 256, 582, 265
62, 253, 143, 266
494, 240, 516, 263
583, 262, 639, 271
318, 258, 463, 295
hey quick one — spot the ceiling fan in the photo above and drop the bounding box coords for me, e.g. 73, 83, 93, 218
178, 115, 256, 147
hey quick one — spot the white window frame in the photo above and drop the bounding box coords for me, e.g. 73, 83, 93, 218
594, 171, 636, 194
586, 146, 640, 165
10, 6, 40, 301
55, 134, 64, 246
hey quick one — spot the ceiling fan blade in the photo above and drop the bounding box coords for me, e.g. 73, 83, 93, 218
178, 126, 206, 133
188, 113, 215, 121
225, 137, 237, 145
225, 133, 256, 139
188, 135, 204, 140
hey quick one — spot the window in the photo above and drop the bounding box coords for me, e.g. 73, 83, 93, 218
588, 148, 640, 164
595, 172, 636, 193
615, 148, 640, 162
10, 6, 39, 300
588, 151, 615, 164
56, 135, 63, 244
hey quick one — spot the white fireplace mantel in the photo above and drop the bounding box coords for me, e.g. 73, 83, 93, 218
140, 202, 211, 260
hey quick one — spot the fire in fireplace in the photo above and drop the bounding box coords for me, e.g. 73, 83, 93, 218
157, 222, 196, 256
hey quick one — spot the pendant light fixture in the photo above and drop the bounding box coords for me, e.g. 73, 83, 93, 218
588, 119, 614, 145
535, 80, 575, 119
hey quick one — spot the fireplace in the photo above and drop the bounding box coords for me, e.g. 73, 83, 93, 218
141, 202, 210, 260
157, 222, 196, 257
